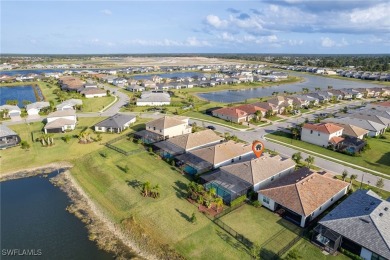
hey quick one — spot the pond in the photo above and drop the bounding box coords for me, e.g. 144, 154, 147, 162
0, 86, 37, 106
198, 72, 382, 103
0, 174, 113, 260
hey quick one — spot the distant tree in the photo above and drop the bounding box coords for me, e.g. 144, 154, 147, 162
215, 197, 224, 212
291, 127, 300, 140
62, 135, 72, 143
315, 87, 321, 91
265, 109, 273, 118
6, 100, 18, 106
376, 178, 384, 189
254, 110, 262, 122
292, 152, 302, 164
327, 85, 333, 90
22, 100, 32, 107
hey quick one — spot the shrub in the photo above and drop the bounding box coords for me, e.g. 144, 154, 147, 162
230, 195, 246, 207
20, 140, 30, 150
251, 200, 262, 208
340, 248, 363, 260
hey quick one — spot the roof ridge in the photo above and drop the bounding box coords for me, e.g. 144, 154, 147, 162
295, 183, 307, 216
369, 208, 390, 251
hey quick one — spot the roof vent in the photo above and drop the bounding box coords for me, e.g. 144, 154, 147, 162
385, 207, 388, 211
379, 213, 383, 217
370, 201, 375, 205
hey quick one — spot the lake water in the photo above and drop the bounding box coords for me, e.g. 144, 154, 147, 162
0, 174, 113, 260
198, 72, 382, 103
0, 86, 37, 106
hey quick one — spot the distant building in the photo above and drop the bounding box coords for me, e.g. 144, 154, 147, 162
26, 102, 50, 116
56, 99, 83, 111
136, 92, 171, 106
94, 114, 136, 133
44, 110, 77, 133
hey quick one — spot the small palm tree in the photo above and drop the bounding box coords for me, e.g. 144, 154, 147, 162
215, 197, 224, 212
341, 170, 348, 181
305, 156, 315, 168
349, 174, 358, 184
292, 152, 302, 164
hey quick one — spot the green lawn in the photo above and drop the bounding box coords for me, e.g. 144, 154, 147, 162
283, 239, 350, 260
220, 204, 301, 253
182, 111, 249, 129
266, 115, 285, 121
335, 176, 390, 200
82, 96, 116, 112
0, 118, 151, 173
266, 131, 390, 176
110, 138, 143, 151
70, 142, 251, 259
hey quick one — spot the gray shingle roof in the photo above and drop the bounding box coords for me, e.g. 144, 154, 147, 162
0, 124, 18, 138
319, 190, 390, 259
94, 114, 136, 128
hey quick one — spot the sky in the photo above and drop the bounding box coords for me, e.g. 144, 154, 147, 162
1, 0, 390, 54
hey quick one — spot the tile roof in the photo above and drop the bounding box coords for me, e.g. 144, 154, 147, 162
79, 88, 106, 95
220, 154, 295, 185
323, 117, 386, 132
56, 99, 83, 109
0, 105, 21, 112
94, 114, 136, 128
26, 102, 50, 110
188, 140, 253, 165
0, 124, 18, 138
47, 109, 76, 118
166, 129, 223, 151
329, 136, 344, 144
332, 123, 369, 138
259, 167, 349, 216
137, 92, 171, 103
146, 116, 188, 129
213, 107, 248, 118
303, 123, 344, 134
44, 118, 76, 129
318, 190, 390, 259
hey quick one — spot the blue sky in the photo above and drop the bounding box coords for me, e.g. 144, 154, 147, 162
1, 0, 389, 54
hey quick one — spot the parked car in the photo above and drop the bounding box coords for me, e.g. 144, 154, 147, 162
207, 125, 216, 130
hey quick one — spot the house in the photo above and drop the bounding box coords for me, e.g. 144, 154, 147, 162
0, 105, 21, 118
200, 154, 295, 203
136, 92, 171, 106
94, 114, 136, 133
141, 80, 156, 88
127, 85, 145, 92
146, 116, 191, 138
258, 167, 349, 227
330, 123, 369, 139
59, 76, 85, 91
26, 102, 50, 115
153, 129, 223, 158
113, 78, 127, 87
212, 104, 267, 123
323, 117, 387, 137
84, 82, 97, 89
44, 110, 77, 133
0, 124, 21, 149
350, 113, 390, 128
79, 88, 107, 98
175, 141, 253, 175
56, 99, 83, 111
301, 123, 344, 148
313, 190, 390, 260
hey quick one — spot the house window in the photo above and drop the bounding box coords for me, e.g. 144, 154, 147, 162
231, 159, 234, 163
319, 207, 322, 211
262, 196, 270, 204
153, 127, 156, 131
310, 130, 313, 134
239, 156, 242, 160
271, 176, 274, 181
331, 198, 334, 202
318, 133, 320, 136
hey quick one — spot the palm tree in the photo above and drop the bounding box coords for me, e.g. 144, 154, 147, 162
215, 197, 224, 212
151, 184, 160, 198
315, 87, 321, 91
208, 187, 216, 198
254, 110, 262, 122
349, 174, 357, 184
141, 181, 151, 197
305, 156, 315, 168
292, 152, 302, 164
341, 170, 348, 181
291, 127, 299, 140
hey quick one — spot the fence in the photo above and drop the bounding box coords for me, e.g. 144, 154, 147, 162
106, 134, 129, 145
105, 134, 147, 156
213, 218, 253, 249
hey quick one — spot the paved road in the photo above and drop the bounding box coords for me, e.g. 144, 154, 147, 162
190, 100, 390, 191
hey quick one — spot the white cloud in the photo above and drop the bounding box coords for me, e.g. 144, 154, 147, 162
185, 37, 211, 47
205, 15, 228, 29
288, 39, 303, 46
122, 37, 210, 47
321, 37, 336, 47
101, 9, 112, 16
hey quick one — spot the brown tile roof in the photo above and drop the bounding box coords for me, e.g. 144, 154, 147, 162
303, 123, 344, 134
213, 107, 248, 118
220, 154, 295, 185
167, 129, 223, 150
79, 88, 106, 95
259, 167, 349, 216
332, 123, 369, 138
188, 140, 253, 165
146, 116, 188, 129
59, 76, 85, 89
236, 104, 267, 114
330, 136, 344, 144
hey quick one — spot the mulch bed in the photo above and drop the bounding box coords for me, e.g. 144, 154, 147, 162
187, 198, 223, 218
